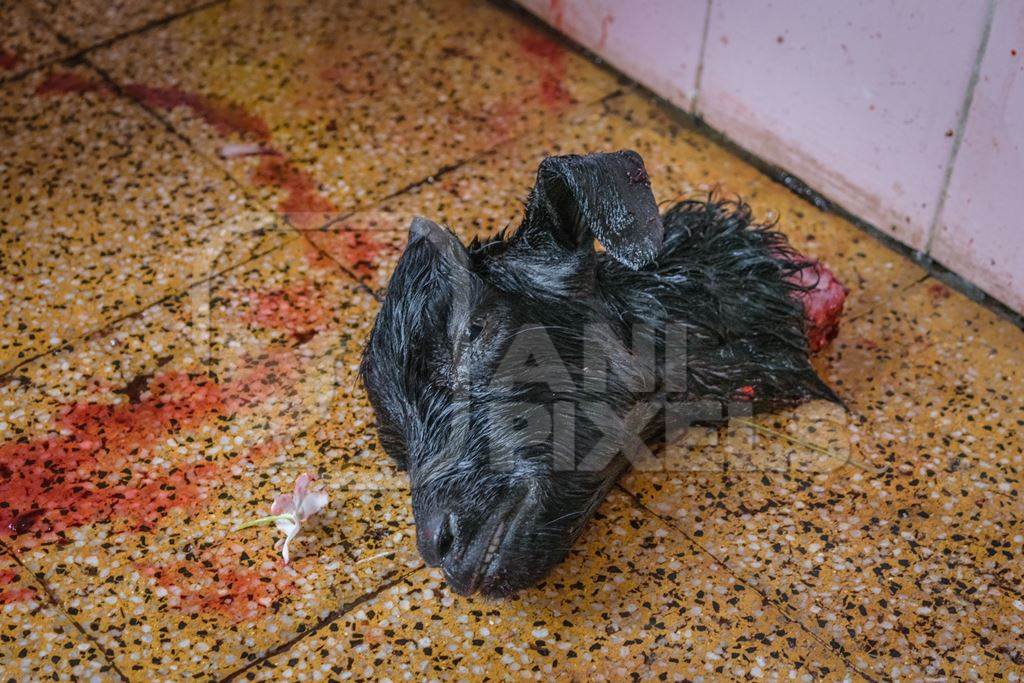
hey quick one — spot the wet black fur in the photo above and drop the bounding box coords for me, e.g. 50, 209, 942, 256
361, 151, 840, 597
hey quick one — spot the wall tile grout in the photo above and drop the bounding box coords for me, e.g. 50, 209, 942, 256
923, 0, 997, 256
690, 0, 714, 115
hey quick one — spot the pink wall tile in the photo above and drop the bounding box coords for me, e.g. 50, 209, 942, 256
932, 2, 1024, 314
518, 0, 707, 110
697, 1, 990, 251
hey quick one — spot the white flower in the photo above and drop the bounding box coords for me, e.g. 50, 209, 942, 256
237, 472, 329, 564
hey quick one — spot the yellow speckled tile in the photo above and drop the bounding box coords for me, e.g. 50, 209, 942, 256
86, 0, 621, 229
0, 65, 290, 374
2, 0, 1021, 677
242, 491, 858, 682
27, 0, 214, 49
0, 2, 67, 79
621, 275, 1024, 679
305, 90, 927, 318
840, 282, 1024, 596
0, 552, 114, 680
624, 465, 1023, 679
296, 86, 1015, 678
1, 238, 423, 678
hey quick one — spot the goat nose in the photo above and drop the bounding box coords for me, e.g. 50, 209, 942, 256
416, 508, 456, 566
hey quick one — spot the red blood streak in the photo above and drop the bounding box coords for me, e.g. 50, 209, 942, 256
242, 283, 328, 338
140, 556, 294, 622
927, 282, 951, 299
538, 74, 572, 110
519, 32, 565, 62
34, 71, 346, 234
482, 99, 523, 143
599, 14, 614, 49
35, 71, 108, 96
0, 570, 36, 604
251, 156, 338, 230
0, 359, 293, 544
548, 0, 565, 29
788, 260, 847, 352
306, 225, 395, 278
518, 32, 572, 110
0, 48, 20, 71
122, 84, 270, 141
35, 71, 270, 141
0, 373, 223, 541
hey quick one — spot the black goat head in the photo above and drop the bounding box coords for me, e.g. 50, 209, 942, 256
361, 150, 842, 597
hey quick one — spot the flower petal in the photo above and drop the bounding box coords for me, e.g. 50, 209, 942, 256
270, 493, 295, 516
293, 472, 315, 498
297, 490, 329, 522
274, 516, 298, 536
280, 525, 301, 564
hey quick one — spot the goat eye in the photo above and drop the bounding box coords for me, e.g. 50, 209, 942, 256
464, 322, 484, 342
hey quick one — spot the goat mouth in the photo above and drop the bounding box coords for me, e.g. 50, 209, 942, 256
444, 500, 530, 597
469, 519, 507, 593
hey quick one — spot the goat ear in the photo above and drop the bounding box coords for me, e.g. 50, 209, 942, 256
524, 151, 664, 269
407, 216, 471, 272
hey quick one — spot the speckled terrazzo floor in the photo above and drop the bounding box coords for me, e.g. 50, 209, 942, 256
1, 1, 1022, 681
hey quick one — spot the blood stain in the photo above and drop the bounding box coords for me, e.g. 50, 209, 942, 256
0, 360, 292, 545
549, 0, 565, 29
251, 156, 338, 230
518, 31, 572, 110
242, 283, 329, 339
35, 71, 344, 234
599, 14, 614, 49
123, 84, 270, 140
35, 72, 270, 141
303, 212, 398, 278
35, 70, 108, 96
139, 546, 295, 622
928, 282, 951, 300
0, 570, 37, 605
0, 48, 20, 71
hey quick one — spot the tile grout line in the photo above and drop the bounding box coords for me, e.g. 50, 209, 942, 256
844, 272, 931, 322
1, 0, 229, 86
616, 485, 880, 683
65, 12, 628, 311
923, 0, 997, 256
218, 567, 423, 681
2, 60, 627, 681
299, 88, 628, 302
689, 0, 714, 115
0, 540, 131, 681
0, 234, 299, 382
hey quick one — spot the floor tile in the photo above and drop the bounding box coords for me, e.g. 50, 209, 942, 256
1, 239, 421, 678
0, 552, 114, 680
305, 90, 927, 319
87, 0, 621, 229
621, 277, 1024, 679
0, 65, 289, 374
241, 492, 858, 682
0, 2, 67, 80
28, 0, 215, 50
1, 0, 1021, 678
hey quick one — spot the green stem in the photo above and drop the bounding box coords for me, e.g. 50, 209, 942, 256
731, 417, 877, 473
235, 513, 295, 531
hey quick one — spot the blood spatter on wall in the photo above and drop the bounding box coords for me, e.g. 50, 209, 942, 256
518, 31, 573, 111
